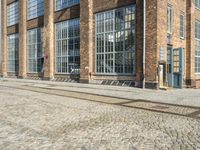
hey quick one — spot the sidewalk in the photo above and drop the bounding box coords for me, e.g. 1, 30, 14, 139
0, 78, 200, 107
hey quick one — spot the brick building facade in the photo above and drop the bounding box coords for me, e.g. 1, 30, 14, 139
1, 0, 200, 89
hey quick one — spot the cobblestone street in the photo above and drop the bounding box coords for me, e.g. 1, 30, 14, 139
0, 79, 200, 149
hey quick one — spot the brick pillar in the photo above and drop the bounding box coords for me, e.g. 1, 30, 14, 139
186, 0, 195, 87
145, 0, 159, 89
135, 0, 144, 87
1, 0, 8, 77
80, 0, 94, 83
19, 0, 27, 78
43, 0, 54, 80
156, 0, 168, 87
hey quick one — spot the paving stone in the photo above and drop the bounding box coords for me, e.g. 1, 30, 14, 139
123, 102, 198, 115
0, 80, 200, 149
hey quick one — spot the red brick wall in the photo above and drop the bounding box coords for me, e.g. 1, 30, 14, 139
54, 5, 80, 23
7, 0, 17, 5
27, 16, 44, 30
7, 25, 19, 34
3, 0, 200, 89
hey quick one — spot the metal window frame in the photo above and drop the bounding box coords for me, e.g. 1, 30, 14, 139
95, 5, 136, 75
196, 0, 200, 9
7, 34, 19, 73
167, 4, 173, 34
180, 13, 185, 39
27, 0, 44, 20
55, 18, 80, 74
195, 20, 200, 73
7, 2, 19, 26
27, 28, 43, 73
55, 0, 80, 11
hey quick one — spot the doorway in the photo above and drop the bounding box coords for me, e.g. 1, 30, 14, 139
167, 47, 184, 88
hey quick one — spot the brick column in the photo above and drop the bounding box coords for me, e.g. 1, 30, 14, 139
135, 0, 144, 87
80, 0, 94, 83
19, 0, 27, 78
43, 0, 54, 80
145, 0, 159, 89
186, 0, 195, 87
1, 0, 8, 77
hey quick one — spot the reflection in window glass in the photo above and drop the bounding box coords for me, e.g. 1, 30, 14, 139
195, 21, 200, 73
28, 0, 44, 20
95, 5, 136, 74
8, 34, 19, 72
27, 28, 44, 73
55, 19, 80, 74
7, 2, 19, 26
56, 0, 80, 11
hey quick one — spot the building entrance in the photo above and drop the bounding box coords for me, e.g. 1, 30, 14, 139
168, 47, 184, 88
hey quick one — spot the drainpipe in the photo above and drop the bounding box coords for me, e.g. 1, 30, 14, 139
143, 0, 146, 89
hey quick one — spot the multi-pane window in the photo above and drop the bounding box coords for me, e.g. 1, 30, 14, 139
167, 4, 173, 34
27, 28, 44, 73
173, 49, 180, 73
55, 0, 80, 11
7, 2, 19, 26
28, 0, 44, 20
55, 19, 80, 74
8, 34, 19, 72
195, 20, 200, 73
95, 5, 136, 74
196, 0, 200, 9
180, 14, 185, 38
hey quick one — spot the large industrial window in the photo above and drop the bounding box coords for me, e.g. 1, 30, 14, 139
55, 0, 80, 11
95, 5, 136, 74
55, 19, 80, 74
7, 2, 19, 26
28, 0, 44, 20
27, 28, 44, 73
180, 14, 185, 38
8, 34, 19, 72
195, 20, 200, 73
196, 0, 200, 9
167, 4, 173, 34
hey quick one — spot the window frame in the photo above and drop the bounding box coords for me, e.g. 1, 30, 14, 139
180, 13, 185, 39
27, 28, 44, 73
7, 1, 19, 27
27, 0, 44, 20
95, 5, 136, 75
167, 4, 173, 34
7, 34, 19, 73
55, 18, 80, 74
195, 20, 200, 73
196, 0, 200, 10
55, 0, 80, 11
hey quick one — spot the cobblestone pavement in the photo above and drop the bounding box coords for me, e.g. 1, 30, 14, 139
0, 83, 200, 149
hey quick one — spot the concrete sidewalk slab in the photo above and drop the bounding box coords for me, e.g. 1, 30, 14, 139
0, 78, 200, 107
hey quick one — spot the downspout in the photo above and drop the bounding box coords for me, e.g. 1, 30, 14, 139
143, 0, 146, 89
